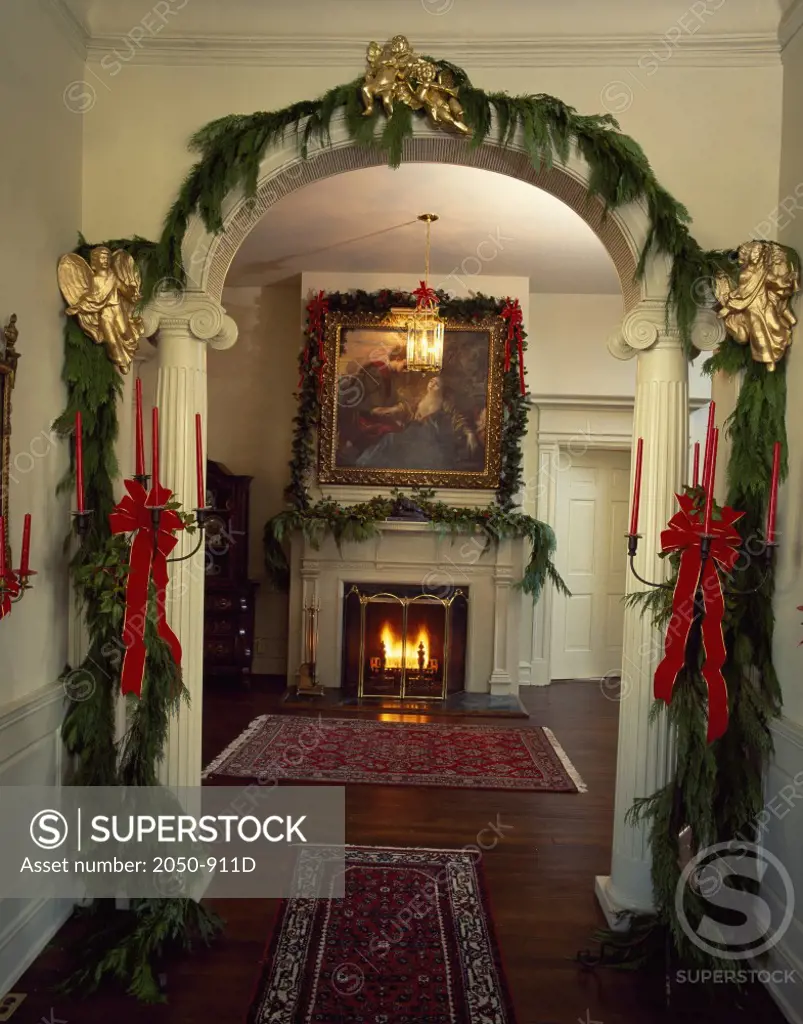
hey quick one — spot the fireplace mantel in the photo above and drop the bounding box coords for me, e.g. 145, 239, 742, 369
287, 521, 526, 696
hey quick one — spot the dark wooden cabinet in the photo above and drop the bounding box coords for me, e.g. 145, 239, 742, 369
203, 460, 258, 683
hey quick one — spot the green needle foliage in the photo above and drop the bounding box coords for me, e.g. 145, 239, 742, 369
54, 68, 796, 994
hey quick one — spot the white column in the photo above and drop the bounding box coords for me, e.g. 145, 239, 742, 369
596, 301, 724, 924
141, 291, 238, 787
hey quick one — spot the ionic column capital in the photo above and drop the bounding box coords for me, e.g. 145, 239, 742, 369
142, 290, 239, 351
607, 299, 725, 361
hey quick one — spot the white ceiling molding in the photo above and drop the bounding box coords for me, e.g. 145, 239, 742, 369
45, 0, 89, 58
82, 32, 780, 69
779, 0, 803, 50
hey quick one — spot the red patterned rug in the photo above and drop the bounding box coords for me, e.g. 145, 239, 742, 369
203, 714, 585, 792
247, 846, 517, 1024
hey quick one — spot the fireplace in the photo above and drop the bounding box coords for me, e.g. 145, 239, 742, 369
342, 582, 468, 700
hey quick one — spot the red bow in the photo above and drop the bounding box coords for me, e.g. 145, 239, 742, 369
109, 479, 184, 698
0, 569, 20, 619
412, 280, 438, 309
653, 492, 743, 742
501, 298, 526, 395
300, 290, 329, 395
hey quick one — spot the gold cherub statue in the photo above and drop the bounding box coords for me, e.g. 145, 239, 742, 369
57, 246, 144, 374
714, 240, 799, 371
361, 36, 471, 136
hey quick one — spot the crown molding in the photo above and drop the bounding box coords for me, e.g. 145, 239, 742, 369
83, 32, 781, 69
44, 0, 88, 59
779, 0, 803, 51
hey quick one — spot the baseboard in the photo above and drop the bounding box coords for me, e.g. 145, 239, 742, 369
0, 898, 73, 999
0, 681, 71, 997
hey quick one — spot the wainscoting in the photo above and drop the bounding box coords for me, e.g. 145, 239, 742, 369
0, 682, 71, 997
762, 715, 803, 1024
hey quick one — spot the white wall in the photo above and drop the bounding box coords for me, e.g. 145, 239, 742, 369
0, 0, 84, 995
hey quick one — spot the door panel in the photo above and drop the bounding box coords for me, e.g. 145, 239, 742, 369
551, 450, 631, 680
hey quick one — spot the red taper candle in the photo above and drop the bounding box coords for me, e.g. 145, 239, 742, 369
19, 514, 31, 576
693, 442, 700, 488
134, 377, 145, 476
766, 441, 781, 544
629, 437, 644, 536
0, 516, 5, 575
195, 413, 205, 509
702, 401, 716, 485
151, 406, 160, 492
703, 428, 719, 535
75, 411, 85, 513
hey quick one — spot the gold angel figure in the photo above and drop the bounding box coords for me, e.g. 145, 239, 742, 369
57, 246, 144, 373
362, 35, 416, 117
714, 241, 799, 371
412, 63, 471, 135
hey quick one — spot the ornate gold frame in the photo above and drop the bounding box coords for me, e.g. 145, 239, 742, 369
318, 311, 506, 489
1, 315, 19, 567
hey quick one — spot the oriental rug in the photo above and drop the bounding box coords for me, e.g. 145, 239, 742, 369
247, 845, 517, 1024
202, 714, 585, 792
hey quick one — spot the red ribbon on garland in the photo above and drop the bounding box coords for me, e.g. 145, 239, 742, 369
501, 297, 526, 395
0, 570, 20, 619
412, 280, 438, 309
653, 492, 743, 743
300, 290, 329, 395
109, 479, 184, 698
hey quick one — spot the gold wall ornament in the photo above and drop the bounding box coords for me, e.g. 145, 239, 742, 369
714, 241, 800, 370
361, 36, 471, 137
1, 314, 20, 568
57, 246, 145, 374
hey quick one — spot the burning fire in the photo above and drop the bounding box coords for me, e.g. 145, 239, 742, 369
379, 622, 431, 670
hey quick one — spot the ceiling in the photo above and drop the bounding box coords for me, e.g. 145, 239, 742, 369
225, 163, 619, 294
59, 0, 787, 48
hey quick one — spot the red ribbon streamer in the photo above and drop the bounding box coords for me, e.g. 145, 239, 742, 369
653, 492, 743, 742
412, 280, 438, 309
300, 290, 329, 395
0, 570, 20, 619
501, 298, 526, 396
109, 479, 184, 698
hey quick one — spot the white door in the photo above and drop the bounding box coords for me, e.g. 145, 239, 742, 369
550, 450, 631, 681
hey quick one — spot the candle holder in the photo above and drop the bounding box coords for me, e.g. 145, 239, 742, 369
0, 568, 36, 609
166, 507, 215, 564
71, 509, 95, 541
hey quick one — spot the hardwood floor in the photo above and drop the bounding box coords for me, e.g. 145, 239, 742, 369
14, 677, 787, 1024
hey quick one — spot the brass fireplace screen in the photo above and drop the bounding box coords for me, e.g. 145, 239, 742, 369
342, 584, 468, 700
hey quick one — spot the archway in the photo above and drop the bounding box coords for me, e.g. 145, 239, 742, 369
142, 114, 725, 921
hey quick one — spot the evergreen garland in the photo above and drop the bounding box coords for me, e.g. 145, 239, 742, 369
54, 239, 222, 1002
53, 66, 799, 995
265, 287, 559, 596
284, 288, 528, 511
147, 67, 717, 354
618, 333, 787, 972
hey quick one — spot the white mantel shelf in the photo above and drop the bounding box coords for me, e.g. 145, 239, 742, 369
287, 521, 526, 696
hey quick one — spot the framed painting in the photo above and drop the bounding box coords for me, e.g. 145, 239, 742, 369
317, 312, 505, 488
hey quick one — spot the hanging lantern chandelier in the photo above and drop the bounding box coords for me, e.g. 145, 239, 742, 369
397, 213, 445, 373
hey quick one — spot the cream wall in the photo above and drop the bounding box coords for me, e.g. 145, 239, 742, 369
207, 281, 301, 674
528, 293, 712, 402
77, 58, 782, 254
774, 25, 803, 730
0, 0, 83, 996
0, 6, 82, 705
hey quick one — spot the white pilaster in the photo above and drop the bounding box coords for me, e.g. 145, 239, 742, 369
141, 291, 238, 787
596, 301, 725, 923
